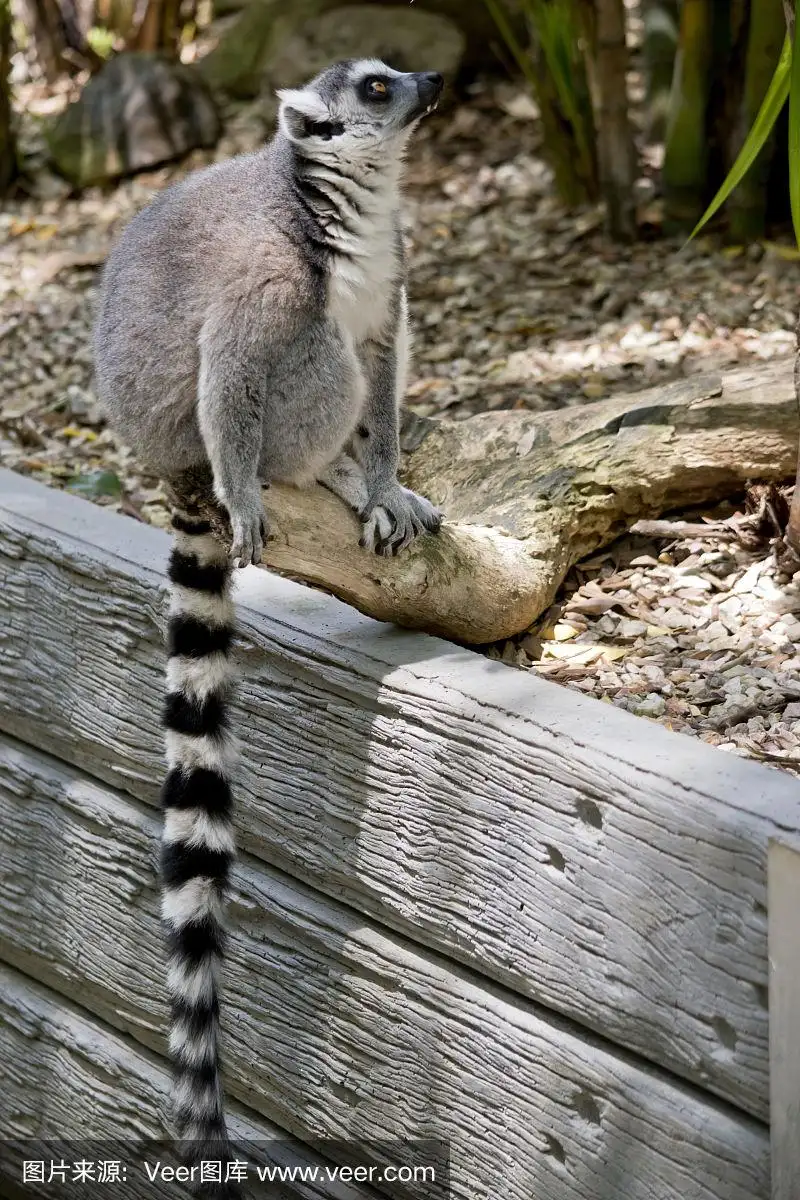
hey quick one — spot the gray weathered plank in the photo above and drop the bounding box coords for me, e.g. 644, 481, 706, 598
768, 838, 800, 1200
2, 467, 799, 1121
0, 734, 770, 1200
0, 964, 375, 1200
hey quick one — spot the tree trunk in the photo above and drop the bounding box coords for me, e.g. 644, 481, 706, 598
663, 0, 716, 231
19, 0, 187, 73
641, 0, 679, 137
580, 0, 637, 240
779, 0, 800, 564
0, 0, 14, 195
727, 0, 786, 241
127, 0, 188, 55
704, 0, 748, 200
782, 0, 795, 38
786, 315, 800, 561
237, 360, 799, 644
17, 0, 101, 79
532, 53, 598, 205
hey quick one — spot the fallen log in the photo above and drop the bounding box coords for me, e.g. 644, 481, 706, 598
259, 358, 798, 645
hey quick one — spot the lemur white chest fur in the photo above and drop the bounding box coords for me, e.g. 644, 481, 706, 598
304, 152, 403, 345
327, 231, 397, 344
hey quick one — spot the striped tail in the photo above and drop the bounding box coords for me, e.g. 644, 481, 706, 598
160, 509, 240, 1197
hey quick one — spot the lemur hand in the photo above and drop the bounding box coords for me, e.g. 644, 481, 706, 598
227, 490, 267, 568
360, 483, 442, 558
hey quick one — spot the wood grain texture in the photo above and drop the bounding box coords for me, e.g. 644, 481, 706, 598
260, 359, 799, 641
1, 468, 799, 1123
0, 965, 375, 1200
0, 738, 770, 1200
768, 838, 800, 1200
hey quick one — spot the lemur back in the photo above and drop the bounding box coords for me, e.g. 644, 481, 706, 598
93, 58, 444, 1195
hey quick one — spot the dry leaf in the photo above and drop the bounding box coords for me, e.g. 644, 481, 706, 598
30, 249, 106, 288
566, 594, 618, 615
541, 642, 606, 665
597, 646, 627, 663
1, 396, 39, 419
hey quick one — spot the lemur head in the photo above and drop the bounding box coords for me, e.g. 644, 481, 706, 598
277, 59, 444, 158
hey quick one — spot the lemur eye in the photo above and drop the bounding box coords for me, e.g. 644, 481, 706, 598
367, 79, 388, 98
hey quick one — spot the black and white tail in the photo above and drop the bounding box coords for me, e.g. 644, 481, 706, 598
160, 508, 240, 1196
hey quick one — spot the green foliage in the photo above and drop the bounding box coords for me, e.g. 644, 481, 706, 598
86, 26, 116, 57
662, 0, 716, 231
66, 470, 123, 500
530, 0, 594, 186
790, 6, 800, 243
484, 0, 597, 206
689, 1, 800, 246
688, 33, 791, 240
727, 0, 787, 242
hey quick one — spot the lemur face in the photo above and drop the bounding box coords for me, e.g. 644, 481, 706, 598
277, 59, 444, 155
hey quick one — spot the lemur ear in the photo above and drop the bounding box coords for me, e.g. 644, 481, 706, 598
277, 89, 342, 142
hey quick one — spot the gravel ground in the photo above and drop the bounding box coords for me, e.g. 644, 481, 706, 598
2, 79, 799, 775
490, 507, 800, 773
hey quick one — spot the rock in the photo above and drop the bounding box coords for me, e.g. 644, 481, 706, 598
47, 53, 220, 188
207, 0, 508, 83
268, 5, 465, 87
199, 0, 304, 100
617, 618, 648, 639
201, 1, 465, 100
628, 693, 667, 718
779, 614, 800, 640
674, 574, 712, 590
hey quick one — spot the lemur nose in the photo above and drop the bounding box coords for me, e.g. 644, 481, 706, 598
417, 72, 444, 105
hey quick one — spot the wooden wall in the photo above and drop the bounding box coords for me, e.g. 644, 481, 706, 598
2, 467, 798, 1199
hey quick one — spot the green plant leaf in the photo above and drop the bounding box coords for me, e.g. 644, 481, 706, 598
534, 0, 593, 177
483, 0, 538, 91
86, 25, 115, 57
790, 2, 800, 247
65, 469, 123, 500
686, 32, 792, 243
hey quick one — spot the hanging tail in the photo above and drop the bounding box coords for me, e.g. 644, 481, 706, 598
160, 504, 241, 1197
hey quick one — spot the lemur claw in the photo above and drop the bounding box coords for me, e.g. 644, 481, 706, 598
360, 484, 442, 557
229, 508, 267, 568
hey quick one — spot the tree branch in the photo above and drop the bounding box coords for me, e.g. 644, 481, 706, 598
257, 359, 799, 644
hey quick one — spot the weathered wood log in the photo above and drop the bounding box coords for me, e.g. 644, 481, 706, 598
261, 359, 798, 644
2, 467, 800, 1124
0, 964, 373, 1200
768, 837, 800, 1200
0, 739, 770, 1200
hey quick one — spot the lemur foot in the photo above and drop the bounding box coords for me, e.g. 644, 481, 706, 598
360, 484, 443, 557
227, 493, 267, 568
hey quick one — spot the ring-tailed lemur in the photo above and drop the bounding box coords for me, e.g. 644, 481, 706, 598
92, 59, 444, 1193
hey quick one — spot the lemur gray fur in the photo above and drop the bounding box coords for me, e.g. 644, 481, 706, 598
92, 58, 445, 1194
